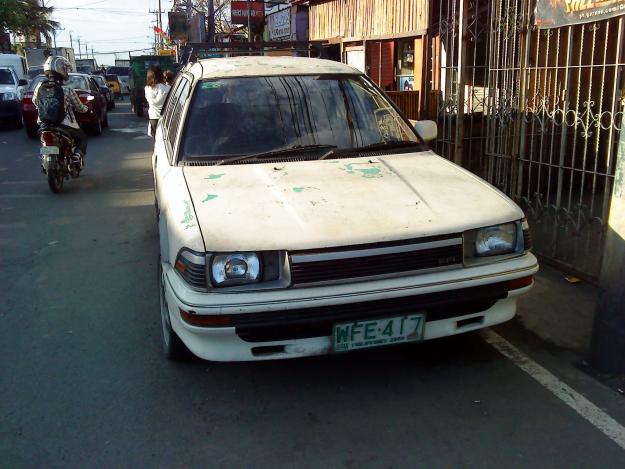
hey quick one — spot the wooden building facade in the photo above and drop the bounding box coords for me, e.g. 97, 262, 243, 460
305, 0, 429, 119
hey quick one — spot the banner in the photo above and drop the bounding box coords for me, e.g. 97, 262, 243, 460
168, 11, 188, 40
231, 1, 265, 25
268, 8, 291, 40
535, 0, 625, 28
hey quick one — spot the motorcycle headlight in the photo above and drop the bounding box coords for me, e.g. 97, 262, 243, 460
2, 92, 17, 102
474, 223, 517, 256
211, 252, 261, 286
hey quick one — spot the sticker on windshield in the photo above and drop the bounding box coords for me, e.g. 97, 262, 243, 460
374, 108, 403, 142
201, 81, 223, 89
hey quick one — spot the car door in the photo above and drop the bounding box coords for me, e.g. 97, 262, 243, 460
88, 78, 105, 118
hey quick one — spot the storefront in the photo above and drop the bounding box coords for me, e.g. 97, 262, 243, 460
305, 0, 429, 116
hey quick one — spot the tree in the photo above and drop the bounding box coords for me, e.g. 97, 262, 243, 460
0, 0, 60, 47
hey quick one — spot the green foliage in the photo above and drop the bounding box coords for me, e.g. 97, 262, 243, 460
0, 0, 60, 45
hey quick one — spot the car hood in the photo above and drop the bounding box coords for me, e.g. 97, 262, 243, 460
183, 151, 524, 251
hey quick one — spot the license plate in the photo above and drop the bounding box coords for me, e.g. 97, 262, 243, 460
40, 146, 59, 155
333, 314, 425, 353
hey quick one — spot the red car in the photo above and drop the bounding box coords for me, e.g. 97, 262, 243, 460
22, 73, 108, 138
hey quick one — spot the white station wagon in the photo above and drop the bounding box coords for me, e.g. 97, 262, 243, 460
153, 56, 538, 361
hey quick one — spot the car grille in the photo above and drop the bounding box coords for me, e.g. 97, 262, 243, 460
235, 281, 509, 342
289, 234, 463, 285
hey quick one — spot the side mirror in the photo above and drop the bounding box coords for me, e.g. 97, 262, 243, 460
18, 79, 28, 86
413, 120, 438, 143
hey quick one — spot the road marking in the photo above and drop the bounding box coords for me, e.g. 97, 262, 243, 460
0, 194, 44, 198
480, 329, 625, 451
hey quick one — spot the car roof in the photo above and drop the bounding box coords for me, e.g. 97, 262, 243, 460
186, 56, 361, 80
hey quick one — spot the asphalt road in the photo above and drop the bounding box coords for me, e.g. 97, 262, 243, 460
1, 103, 624, 468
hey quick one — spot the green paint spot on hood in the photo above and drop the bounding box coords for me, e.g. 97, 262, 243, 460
205, 173, 225, 180
202, 194, 219, 202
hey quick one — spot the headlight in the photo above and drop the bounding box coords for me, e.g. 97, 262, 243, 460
2, 92, 18, 102
211, 252, 261, 286
475, 223, 517, 256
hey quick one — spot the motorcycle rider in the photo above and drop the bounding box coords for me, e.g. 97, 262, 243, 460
33, 56, 90, 159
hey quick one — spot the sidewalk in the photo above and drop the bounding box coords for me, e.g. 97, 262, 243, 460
517, 262, 598, 352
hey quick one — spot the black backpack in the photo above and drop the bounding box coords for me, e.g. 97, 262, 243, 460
38, 81, 66, 124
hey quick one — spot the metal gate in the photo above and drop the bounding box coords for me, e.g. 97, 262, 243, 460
430, 0, 625, 279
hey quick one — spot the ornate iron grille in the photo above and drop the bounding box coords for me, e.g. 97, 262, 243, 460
429, 0, 625, 279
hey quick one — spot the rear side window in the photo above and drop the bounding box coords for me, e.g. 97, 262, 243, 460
166, 78, 190, 149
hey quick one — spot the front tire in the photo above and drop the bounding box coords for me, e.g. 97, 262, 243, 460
135, 98, 144, 117
159, 261, 192, 361
92, 116, 102, 136
47, 168, 63, 193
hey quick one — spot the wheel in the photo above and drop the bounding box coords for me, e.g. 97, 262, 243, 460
92, 116, 102, 136
135, 98, 144, 117
47, 168, 63, 193
26, 126, 37, 139
159, 261, 192, 361
13, 112, 23, 129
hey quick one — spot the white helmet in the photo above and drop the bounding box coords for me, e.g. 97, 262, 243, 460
43, 56, 71, 80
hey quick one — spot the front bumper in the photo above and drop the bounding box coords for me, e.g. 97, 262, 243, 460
163, 253, 538, 361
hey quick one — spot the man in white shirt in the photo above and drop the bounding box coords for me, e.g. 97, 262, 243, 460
144, 66, 171, 137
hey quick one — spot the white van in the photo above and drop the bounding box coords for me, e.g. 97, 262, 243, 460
0, 54, 28, 83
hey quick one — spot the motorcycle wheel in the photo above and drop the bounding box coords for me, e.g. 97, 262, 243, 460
47, 169, 64, 193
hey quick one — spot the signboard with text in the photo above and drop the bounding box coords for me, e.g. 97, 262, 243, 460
535, 0, 625, 28
231, 1, 265, 25
268, 8, 291, 40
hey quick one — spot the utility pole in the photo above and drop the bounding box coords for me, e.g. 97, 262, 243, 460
590, 107, 625, 374
85, 42, 88, 60
77, 37, 81, 59
247, 0, 252, 43
69, 31, 73, 51
158, 0, 163, 50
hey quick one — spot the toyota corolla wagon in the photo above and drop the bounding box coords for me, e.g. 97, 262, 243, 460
152, 56, 538, 362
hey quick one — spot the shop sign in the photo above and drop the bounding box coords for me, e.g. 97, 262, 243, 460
535, 0, 625, 28
168, 12, 188, 40
231, 1, 265, 25
268, 9, 292, 40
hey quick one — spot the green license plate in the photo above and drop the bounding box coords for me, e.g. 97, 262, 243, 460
333, 314, 425, 353
40, 146, 59, 155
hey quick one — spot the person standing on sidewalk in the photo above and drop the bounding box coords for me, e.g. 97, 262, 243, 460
144, 67, 170, 137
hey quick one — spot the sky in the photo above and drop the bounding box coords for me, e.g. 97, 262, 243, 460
47, 0, 172, 66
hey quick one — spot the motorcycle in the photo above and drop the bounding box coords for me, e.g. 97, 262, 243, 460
39, 129, 84, 193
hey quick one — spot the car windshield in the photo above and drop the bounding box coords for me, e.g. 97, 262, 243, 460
92, 76, 106, 86
29, 75, 89, 91
181, 74, 420, 160
0, 69, 15, 85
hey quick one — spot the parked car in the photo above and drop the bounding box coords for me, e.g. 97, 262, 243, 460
22, 73, 108, 138
105, 74, 122, 98
153, 57, 538, 362
91, 74, 115, 110
0, 66, 28, 128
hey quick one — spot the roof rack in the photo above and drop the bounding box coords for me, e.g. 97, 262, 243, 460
179, 41, 327, 66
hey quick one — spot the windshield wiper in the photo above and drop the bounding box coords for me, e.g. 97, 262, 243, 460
214, 144, 338, 166
318, 140, 421, 161
354, 140, 421, 151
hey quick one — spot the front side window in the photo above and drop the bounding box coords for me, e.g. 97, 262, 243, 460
181, 74, 419, 161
